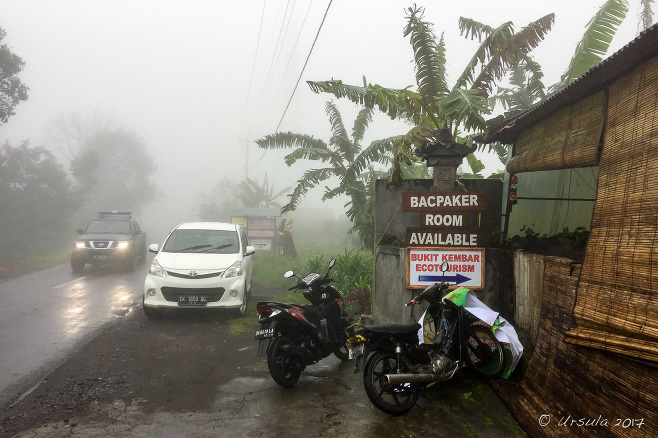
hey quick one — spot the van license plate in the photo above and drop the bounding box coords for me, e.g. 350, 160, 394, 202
179, 295, 207, 306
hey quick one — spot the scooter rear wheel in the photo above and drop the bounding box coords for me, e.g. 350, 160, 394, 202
267, 336, 303, 388
363, 351, 420, 415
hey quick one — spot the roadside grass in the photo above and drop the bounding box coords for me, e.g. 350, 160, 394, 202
0, 244, 71, 280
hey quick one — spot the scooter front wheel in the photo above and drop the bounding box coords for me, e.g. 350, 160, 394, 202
363, 351, 420, 415
267, 336, 303, 388
333, 318, 351, 361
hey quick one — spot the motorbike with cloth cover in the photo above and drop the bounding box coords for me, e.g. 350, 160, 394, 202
346, 261, 507, 415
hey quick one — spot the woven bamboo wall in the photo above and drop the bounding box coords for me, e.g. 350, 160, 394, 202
507, 91, 604, 174
494, 257, 658, 438
566, 55, 658, 362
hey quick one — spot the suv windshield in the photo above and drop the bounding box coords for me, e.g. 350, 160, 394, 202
86, 220, 131, 234
163, 229, 239, 254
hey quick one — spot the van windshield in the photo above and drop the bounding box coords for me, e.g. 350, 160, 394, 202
162, 229, 239, 254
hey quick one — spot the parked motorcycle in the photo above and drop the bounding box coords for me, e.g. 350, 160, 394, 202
255, 258, 350, 388
346, 261, 504, 415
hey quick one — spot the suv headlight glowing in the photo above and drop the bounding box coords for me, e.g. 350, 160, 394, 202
149, 259, 166, 277
116, 241, 130, 249
75, 241, 86, 249
222, 261, 242, 278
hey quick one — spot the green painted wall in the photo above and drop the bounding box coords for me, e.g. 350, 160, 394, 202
505, 167, 599, 237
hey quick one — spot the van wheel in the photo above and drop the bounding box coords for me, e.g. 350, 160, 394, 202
233, 288, 248, 317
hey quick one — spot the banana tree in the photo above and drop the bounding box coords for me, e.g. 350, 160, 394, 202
553, 0, 654, 92
255, 101, 397, 247
308, 5, 555, 183
238, 175, 290, 209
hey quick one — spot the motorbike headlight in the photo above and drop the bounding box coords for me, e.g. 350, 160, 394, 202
149, 259, 166, 277
116, 241, 130, 249
222, 261, 242, 278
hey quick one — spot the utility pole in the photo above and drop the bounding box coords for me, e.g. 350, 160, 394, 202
239, 136, 250, 179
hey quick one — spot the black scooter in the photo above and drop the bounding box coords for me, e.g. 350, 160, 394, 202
346, 261, 505, 415
255, 258, 350, 388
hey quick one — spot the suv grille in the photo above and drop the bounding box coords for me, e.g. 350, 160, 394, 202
161, 287, 225, 302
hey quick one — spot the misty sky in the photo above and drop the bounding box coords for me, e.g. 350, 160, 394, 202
0, 0, 643, 235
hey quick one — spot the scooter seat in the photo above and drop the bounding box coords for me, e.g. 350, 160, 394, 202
364, 322, 421, 335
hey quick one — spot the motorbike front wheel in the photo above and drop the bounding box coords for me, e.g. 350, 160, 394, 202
267, 336, 303, 388
363, 351, 420, 415
463, 325, 505, 378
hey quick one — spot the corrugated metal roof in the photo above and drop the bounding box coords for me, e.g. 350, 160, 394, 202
485, 23, 658, 144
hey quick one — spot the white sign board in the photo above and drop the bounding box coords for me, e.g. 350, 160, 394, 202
251, 239, 272, 251
406, 247, 484, 290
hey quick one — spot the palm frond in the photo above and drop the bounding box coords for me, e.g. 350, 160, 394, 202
255, 132, 328, 151
454, 19, 514, 91
281, 167, 336, 214
404, 5, 449, 121
283, 147, 337, 166
307, 80, 424, 125
342, 136, 398, 184
352, 106, 374, 145
438, 88, 488, 132
455, 14, 554, 96
489, 54, 546, 112
458, 17, 495, 41
555, 0, 629, 90
325, 101, 357, 163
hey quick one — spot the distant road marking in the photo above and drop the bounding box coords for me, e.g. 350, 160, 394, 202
53, 277, 86, 289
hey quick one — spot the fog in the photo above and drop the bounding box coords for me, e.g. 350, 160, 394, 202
0, 0, 642, 243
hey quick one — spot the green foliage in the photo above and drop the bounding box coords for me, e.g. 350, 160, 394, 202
251, 244, 373, 298
0, 141, 76, 256
0, 27, 29, 125
256, 102, 392, 248
554, 0, 630, 91
309, 6, 555, 183
237, 174, 290, 208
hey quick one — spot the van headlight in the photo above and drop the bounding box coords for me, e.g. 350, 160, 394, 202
222, 261, 242, 278
149, 260, 166, 277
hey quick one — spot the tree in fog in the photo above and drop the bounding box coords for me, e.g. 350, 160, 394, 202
198, 177, 238, 221
0, 27, 29, 125
256, 101, 394, 248
0, 141, 75, 255
70, 128, 157, 214
238, 175, 290, 208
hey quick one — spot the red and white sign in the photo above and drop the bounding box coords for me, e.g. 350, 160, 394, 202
406, 247, 484, 289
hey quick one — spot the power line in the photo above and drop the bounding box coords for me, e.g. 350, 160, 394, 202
243, 0, 267, 127
274, 0, 333, 133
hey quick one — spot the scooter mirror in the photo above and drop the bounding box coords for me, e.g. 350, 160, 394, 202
283, 270, 294, 278
328, 258, 336, 269
440, 261, 450, 272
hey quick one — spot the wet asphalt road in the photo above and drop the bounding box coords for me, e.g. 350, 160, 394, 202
0, 262, 527, 438
0, 262, 148, 408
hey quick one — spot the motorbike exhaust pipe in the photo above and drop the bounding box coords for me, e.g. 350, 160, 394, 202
385, 373, 447, 385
